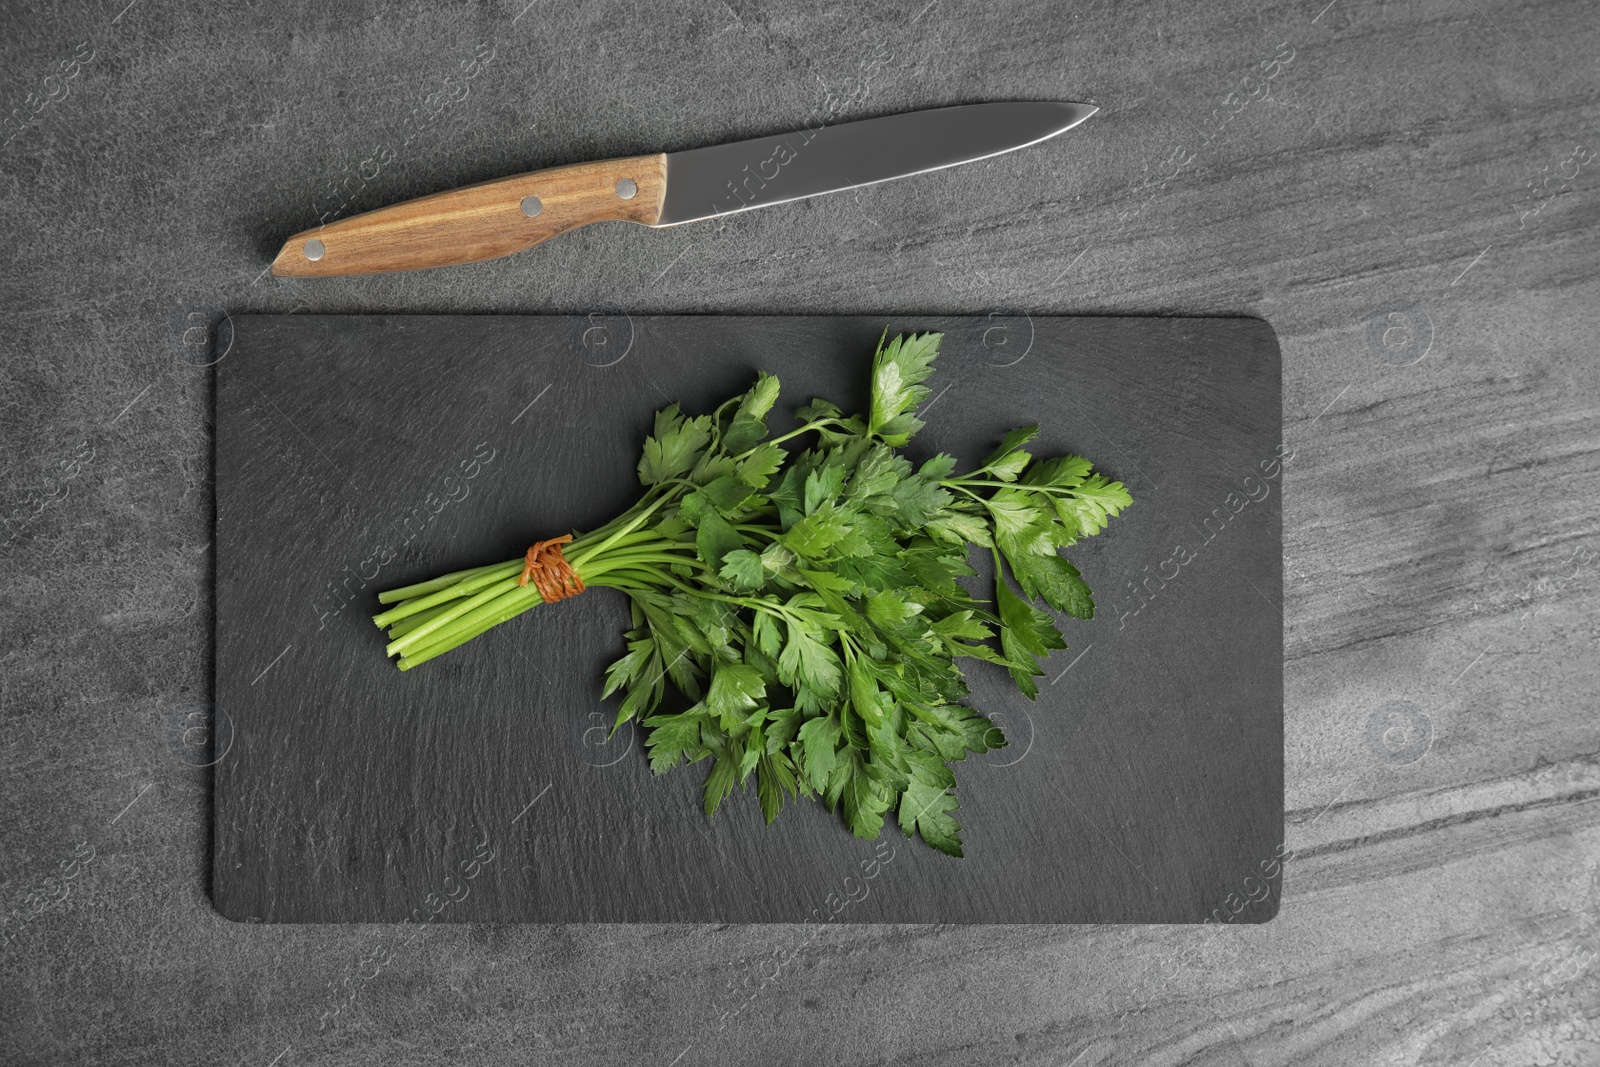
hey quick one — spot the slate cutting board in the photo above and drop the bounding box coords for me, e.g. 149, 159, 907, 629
212, 314, 1283, 924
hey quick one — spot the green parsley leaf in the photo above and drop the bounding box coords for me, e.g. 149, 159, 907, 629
703, 750, 739, 816
1007, 549, 1096, 619
867, 331, 942, 447
756, 752, 797, 824
1053, 472, 1134, 539
737, 441, 785, 488
986, 496, 1045, 543
898, 777, 964, 857
718, 549, 766, 592
779, 623, 843, 699
735, 371, 781, 422
995, 576, 1067, 699
987, 449, 1032, 483
982, 424, 1039, 469
839, 751, 894, 839
721, 415, 769, 455
1022, 454, 1092, 490
779, 503, 852, 559
706, 661, 766, 731
644, 708, 708, 774
694, 510, 746, 572
804, 464, 846, 514
638, 406, 712, 485
924, 511, 993, 548
698, 474, 756, 514
796, 714, 842, 792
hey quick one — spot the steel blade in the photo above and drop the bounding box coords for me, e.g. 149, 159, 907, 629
655, 101, 1096, 226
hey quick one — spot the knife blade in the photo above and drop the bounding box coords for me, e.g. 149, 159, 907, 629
269, 101, 1096, 278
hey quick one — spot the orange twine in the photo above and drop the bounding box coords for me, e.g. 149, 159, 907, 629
517, 534, 586, 603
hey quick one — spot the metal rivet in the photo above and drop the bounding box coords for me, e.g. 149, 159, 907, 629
521, 195, 543, 217
303, 239, 325, 261
615, 178, 637, 200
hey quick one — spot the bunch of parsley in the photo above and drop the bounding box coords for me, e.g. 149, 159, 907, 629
374, 332, 1131, 856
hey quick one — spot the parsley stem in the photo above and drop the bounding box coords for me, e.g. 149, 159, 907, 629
584, 552, 706, 578
384, 576, 526, 657
732, 524, 779, 539
947, 485, 989, 506
566, 492, 683, 570
372, 561, 526, 627
732, 417, 843, 458
376, 561, 512, 604
397, 591, 540, 670
945, 478, 1077, 495
382, 601, 457, 639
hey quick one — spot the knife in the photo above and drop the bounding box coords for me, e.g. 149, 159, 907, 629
269, 101, 1096, 277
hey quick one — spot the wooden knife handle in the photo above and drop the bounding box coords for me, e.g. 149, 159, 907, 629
270, 153, 668, 277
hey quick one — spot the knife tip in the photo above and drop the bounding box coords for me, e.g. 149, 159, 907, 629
1069, 101, 1099, 123
1046, 100, 1098, 135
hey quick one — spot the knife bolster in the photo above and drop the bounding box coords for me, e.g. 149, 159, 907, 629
270, 153, 668, 277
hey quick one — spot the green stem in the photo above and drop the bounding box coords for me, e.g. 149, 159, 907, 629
387, 543, 700, 663
945, 478, 1078, 495
384, 601, 458, 640
948, 485, 989, 506
738, 418, 841, 457
373, 561, 526, 627
566, 492, 684, 570
584, 552, 705, 578
396, 584, 541, 662
385, 576, 527, 657
376, 561, 509, 604
732, 524, 779, 540
398, 593, 541, 670
566, 484, 667, 545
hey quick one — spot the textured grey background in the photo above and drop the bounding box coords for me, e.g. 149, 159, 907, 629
213, 314, 1282, 924
1, 0, 1596, 1063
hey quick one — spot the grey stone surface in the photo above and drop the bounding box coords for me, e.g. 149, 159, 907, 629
1, 0, 1597, 1064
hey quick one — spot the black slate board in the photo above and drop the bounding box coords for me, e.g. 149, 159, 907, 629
212, 314, 1283, 924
